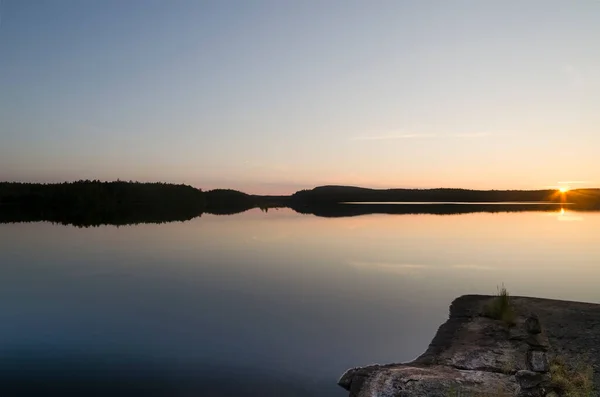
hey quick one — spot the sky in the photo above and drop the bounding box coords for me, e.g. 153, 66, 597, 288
1, 0, 599, 194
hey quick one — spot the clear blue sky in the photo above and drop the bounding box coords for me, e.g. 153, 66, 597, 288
1, 0, 599, 193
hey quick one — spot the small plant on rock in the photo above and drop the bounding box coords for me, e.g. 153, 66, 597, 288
483, 284, 516, 326
500, 357, 515, 375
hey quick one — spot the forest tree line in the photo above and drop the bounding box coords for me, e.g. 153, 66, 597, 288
0, 181, 206, 226
2, 181, 600, 226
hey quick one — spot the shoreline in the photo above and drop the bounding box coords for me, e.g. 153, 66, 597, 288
3, 181, 599, 225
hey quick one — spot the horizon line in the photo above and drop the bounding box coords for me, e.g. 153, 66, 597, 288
2, 179, 599, 196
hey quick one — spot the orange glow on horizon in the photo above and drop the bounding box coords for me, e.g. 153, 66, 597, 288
559, 187, 569, 193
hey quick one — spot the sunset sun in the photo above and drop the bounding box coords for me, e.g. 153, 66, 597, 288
559, 187, 569, 193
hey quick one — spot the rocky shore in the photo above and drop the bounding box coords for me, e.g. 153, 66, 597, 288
338, 295, 600, 397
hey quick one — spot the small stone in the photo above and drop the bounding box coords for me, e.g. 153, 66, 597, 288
515, 370, 548, 389
526, 315, 542, 334
509, 325, 529, 341
525, 333, 550, 351
529, 351, 549, 372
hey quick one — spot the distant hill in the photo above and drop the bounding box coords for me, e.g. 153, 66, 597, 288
291, 185, 600, 205
291, 203, 569, 217
204, 189, 256, 215
204, 189, 290, 215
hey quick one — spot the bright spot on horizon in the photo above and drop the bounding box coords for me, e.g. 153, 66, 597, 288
559, 187, 569, 193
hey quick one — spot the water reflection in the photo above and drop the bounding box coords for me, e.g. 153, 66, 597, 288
1, 209, 600, 396
556, 207, 584, 222
0, 202, 579, 227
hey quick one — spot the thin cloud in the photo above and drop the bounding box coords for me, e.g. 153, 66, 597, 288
349, 261, 429, 269
350, 133, 437, 141
351, 132, 492, 141
557, 181, 592, 185
348, 261, 429, 275
452, 132, 492, 138
452, 264, 494, 271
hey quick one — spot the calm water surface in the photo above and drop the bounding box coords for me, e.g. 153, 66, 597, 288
1, 208, 599, 396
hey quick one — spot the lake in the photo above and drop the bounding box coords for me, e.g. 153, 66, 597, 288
1, 207, 599, 396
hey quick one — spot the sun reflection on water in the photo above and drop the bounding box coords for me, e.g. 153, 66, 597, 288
557, 207, 584, 222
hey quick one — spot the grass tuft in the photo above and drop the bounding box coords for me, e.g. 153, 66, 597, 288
500, 357, 515, 375
483, 284, 516, 326
549, 355, 594, 397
